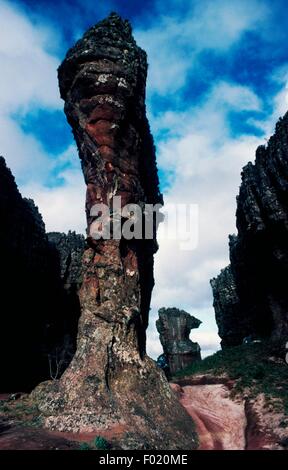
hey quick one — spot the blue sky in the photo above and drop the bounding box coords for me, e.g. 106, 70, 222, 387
1, 0, 288, 357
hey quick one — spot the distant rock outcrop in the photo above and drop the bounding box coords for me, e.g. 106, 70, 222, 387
211, 112, 288, 349
48, 231, 84, 288
0, 156, 83, 390
33, 13, 198, 450
46, 231, 85, 379
210, 265, 243, 348
156, 307, 201, 375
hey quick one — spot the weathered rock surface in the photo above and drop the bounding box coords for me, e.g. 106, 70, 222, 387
171, 378, 287, 450
34, 14, 197, 449
156, 307, 201, 375
48, 231, 85, 288
211, 265, 244, 348
0, 157, 83, 389
211, 112, 288, 349
45, 231, 85, 380
171, 383, 246, 450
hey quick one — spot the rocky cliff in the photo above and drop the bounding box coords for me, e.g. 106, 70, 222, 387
45, 231, 85, 380
211, 112, 288, 349
34, 13, 198, 450
156, 307, 201, 375
0, 156, 50, 389
47, 232, 84, 288
0, 156, 83, 389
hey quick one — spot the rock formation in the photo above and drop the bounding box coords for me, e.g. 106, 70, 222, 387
45, 231, 85, 379
211, 112, 288, 349
0, 156, 83, 389
210, 265, 244, 348
0, 156, 50, 389
34, 13, 197, 450
156, 307, 201, 375
48, 232, 84, 289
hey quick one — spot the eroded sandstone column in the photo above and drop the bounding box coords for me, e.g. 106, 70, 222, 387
156, 307, 201, 375
34, 13, 197, 450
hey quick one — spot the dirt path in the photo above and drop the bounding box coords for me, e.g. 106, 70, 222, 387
171, 383, 247, 450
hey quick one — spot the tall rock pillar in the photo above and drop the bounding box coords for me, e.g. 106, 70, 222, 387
34, 13, 197, 450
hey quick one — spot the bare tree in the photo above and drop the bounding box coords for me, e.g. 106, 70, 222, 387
47, 335, 75, 380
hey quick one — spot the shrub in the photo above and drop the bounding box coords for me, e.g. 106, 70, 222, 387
93, 436, 111, 450
79, 442, 91, 451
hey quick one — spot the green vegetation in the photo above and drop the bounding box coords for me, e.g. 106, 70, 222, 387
0, 397, 43, 427
93, 436, 111, 450
78, 435, 111, 451
174, 341, 288, 414
79, 442, 92, 451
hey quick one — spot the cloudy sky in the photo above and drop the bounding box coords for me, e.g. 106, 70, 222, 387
1, 0, 288, 358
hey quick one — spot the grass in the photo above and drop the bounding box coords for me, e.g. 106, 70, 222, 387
174, 341, 288, 414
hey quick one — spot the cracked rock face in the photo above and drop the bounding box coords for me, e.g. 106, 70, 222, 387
33, 14, 197, 450
157, 308, 201, 375
211, 112, 288, 349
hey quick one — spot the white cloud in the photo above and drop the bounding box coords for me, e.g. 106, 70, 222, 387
1, 0, 288, 363
0, 0, 69, 187
21, 145, 86, 234
0, 1, 86, 232
0, 113, 53, 184
250, 65, 288, 135
147, 77, 288, 359
135, 0, 268, 96
0, 1, 60, 114
22, 167, 86, 234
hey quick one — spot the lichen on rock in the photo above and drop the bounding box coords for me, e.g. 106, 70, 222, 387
33, 13, 198, 450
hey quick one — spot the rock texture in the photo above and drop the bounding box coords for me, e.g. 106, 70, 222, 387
171, 377, 287, 450
210, 265, 244, 348
0, 156, 83, 389
171, 383, 246, 450
34, 14, 197, 450
156, 307, 201, 375
211, 112, 288, 348
45, 231, 85, 379
48, 232, 84, 289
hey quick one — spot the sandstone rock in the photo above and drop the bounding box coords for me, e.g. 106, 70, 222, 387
211, 112, 288, 349
34, 14, 197, 450
45, 231, 85, 379
171, 383, 246, 450
156, 307, 201, 375
210, 265, 245, 348
171, 380, 287, 450
0, 156, 51, 389
0, 157, 83, 389
48, 231, 84, 290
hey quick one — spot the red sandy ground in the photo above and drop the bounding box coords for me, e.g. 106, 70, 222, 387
170, 383, 246, 450
0, 386, 281, 450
